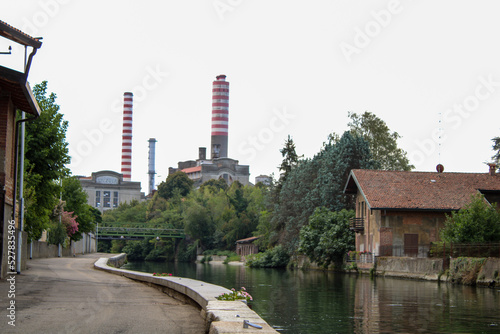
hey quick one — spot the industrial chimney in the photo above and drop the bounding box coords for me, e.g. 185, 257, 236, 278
211, 74, 229, 159
148, 138, 157, 194
121, 92, 133, 181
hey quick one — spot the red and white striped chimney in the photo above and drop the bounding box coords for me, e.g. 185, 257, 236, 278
121, 92, 133, 181
211, 74, 229, 159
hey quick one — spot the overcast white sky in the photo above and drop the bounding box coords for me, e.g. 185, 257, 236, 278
1, 1, 500, 192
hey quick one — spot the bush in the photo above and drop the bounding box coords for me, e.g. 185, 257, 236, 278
441, 193, 500, 243
223, 255, 242, 264
246, 245, 290, 268
177, 240, 198, 262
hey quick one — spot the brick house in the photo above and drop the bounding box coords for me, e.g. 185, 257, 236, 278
343, 166, 500, 258
0, 20, 42, 278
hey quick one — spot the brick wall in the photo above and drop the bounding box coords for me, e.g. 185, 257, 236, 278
0, 91, 16, 206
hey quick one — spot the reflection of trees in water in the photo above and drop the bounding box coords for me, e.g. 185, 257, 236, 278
353, 277, 499, 333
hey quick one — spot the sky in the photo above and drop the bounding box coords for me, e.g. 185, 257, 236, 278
1, 0, 500, 193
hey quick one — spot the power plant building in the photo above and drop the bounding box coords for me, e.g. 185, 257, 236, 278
169, 74, 250, 186
78, 171, 144, 213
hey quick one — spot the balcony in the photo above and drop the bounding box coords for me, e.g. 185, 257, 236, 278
349, 217, 365, 233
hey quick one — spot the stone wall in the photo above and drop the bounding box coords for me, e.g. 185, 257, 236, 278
376, 257, 444, 280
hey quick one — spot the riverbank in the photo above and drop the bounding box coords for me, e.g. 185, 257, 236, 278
99, 254, 278, 333
296, 255, 500, 287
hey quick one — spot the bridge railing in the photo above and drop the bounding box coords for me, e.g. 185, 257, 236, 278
97, 222, 185, 240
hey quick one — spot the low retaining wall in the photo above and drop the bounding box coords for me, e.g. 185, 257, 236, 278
196, 255, 227, 262
95, 254, 278, 333
376, 257, 443, 280
106, 253, 127, 268
374, 257, 500, 287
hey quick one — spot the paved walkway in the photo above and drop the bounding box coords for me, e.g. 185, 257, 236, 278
0, 254, 205, 333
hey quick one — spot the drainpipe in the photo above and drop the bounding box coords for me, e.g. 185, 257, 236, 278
13, 110, 38, 273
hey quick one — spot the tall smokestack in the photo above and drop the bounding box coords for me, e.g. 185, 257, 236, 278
148, 138, 157, 194
121, 92, 133, 181
211, 74, 229, 159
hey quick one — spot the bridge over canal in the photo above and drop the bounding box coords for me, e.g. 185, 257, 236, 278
97, 222, 185, 240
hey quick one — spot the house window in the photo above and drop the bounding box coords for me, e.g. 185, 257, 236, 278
103, 191, 111, 208
95, 191, 101, 208
113, 191, 119, 208
359, 201, 365, 218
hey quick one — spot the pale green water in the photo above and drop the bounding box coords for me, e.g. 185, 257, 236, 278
122, 261, 500, 333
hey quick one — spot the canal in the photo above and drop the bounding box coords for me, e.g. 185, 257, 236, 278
122, 261, 500, 333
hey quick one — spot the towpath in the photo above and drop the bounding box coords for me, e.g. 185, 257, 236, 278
0, 253, 205, 333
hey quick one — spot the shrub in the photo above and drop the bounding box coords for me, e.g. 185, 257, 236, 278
246, 245, 290, 268
223, 255, 241, 264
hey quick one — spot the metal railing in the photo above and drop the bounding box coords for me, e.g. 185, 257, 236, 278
97, 222, 185, 240
349, 218, 365, 232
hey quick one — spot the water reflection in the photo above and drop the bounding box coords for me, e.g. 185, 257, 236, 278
123, 261, 500, 333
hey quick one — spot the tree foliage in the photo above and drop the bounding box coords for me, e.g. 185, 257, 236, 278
492, 135, 500, 167
24, 81, 70, 240
270, 131, 374, 253
440, 193, 500, 243
246, 245, 290, 268
348, 111, 414, 171
157, 171, 193, 200
62, 176, 98, 240
299, 208, 355, 267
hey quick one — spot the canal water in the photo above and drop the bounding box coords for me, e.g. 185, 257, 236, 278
122, 261, 500, 333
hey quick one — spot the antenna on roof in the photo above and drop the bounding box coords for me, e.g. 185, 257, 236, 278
437, 112, 443, 164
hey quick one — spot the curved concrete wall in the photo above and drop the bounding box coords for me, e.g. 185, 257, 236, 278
94, 255, 278, 333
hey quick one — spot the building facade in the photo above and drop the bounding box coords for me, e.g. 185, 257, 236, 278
0, 20, 42, 278
169, 150, 250, 187
344, 167, 500, 258
78, 170, 144, 213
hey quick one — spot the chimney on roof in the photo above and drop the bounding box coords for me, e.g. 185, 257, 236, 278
488, 163, 497, 176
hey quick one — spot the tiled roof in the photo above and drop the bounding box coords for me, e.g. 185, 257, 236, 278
182, 166, 202, 174
0, 20, 42, 47
235, 236, 261, 244
344, 169, 500, 211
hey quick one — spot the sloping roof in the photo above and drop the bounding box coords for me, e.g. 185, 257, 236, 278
0, 20, 42, 48
0, 65, 40, 115
344, 169, 500, 211
182, 166, 202, 174
236, 236, 261, 244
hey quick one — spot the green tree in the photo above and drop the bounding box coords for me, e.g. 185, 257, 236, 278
199, 178, 228, 193
279, 135, 300, 177
184, 202, 216, 250
102, 200, 147, 224
271, 131, 374, 253
24, 81, 70, 240
492, 135, 500, 166
299, 207, 355, 267
348, 111, 414, 171
157, 171, 193, 200
62, 176, 98, 240
440, 193, 500, 243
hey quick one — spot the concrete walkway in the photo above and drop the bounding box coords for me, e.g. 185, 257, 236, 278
0, 253, 205, 333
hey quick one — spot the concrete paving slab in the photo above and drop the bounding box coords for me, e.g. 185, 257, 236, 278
0, 253, 205, 333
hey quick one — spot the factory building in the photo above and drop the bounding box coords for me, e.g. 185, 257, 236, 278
78, 171, 144, 213
169, 74, 250, 186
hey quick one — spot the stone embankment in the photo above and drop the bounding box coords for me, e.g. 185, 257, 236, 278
369, 257, 500, 287
95, 254, 278, 333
